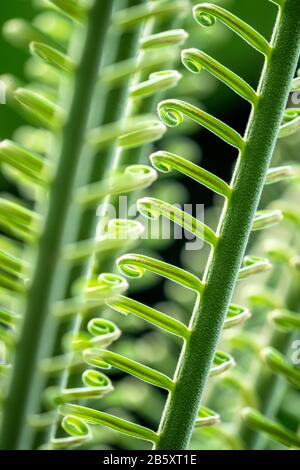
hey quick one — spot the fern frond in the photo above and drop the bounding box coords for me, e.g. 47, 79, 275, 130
59, 0, 300, 450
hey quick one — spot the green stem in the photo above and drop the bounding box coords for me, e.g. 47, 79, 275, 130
155, 0, 300, 450
0, 0, 114, 450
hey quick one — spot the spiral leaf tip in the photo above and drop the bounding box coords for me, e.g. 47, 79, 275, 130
193, 4, 216, 28
181, 49, 204, 74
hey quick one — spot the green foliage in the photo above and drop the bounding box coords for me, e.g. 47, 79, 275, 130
0, 0, 299, 452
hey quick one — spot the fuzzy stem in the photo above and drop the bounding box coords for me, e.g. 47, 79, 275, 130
155, 0, 300, 450
0, 0, 114, 450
